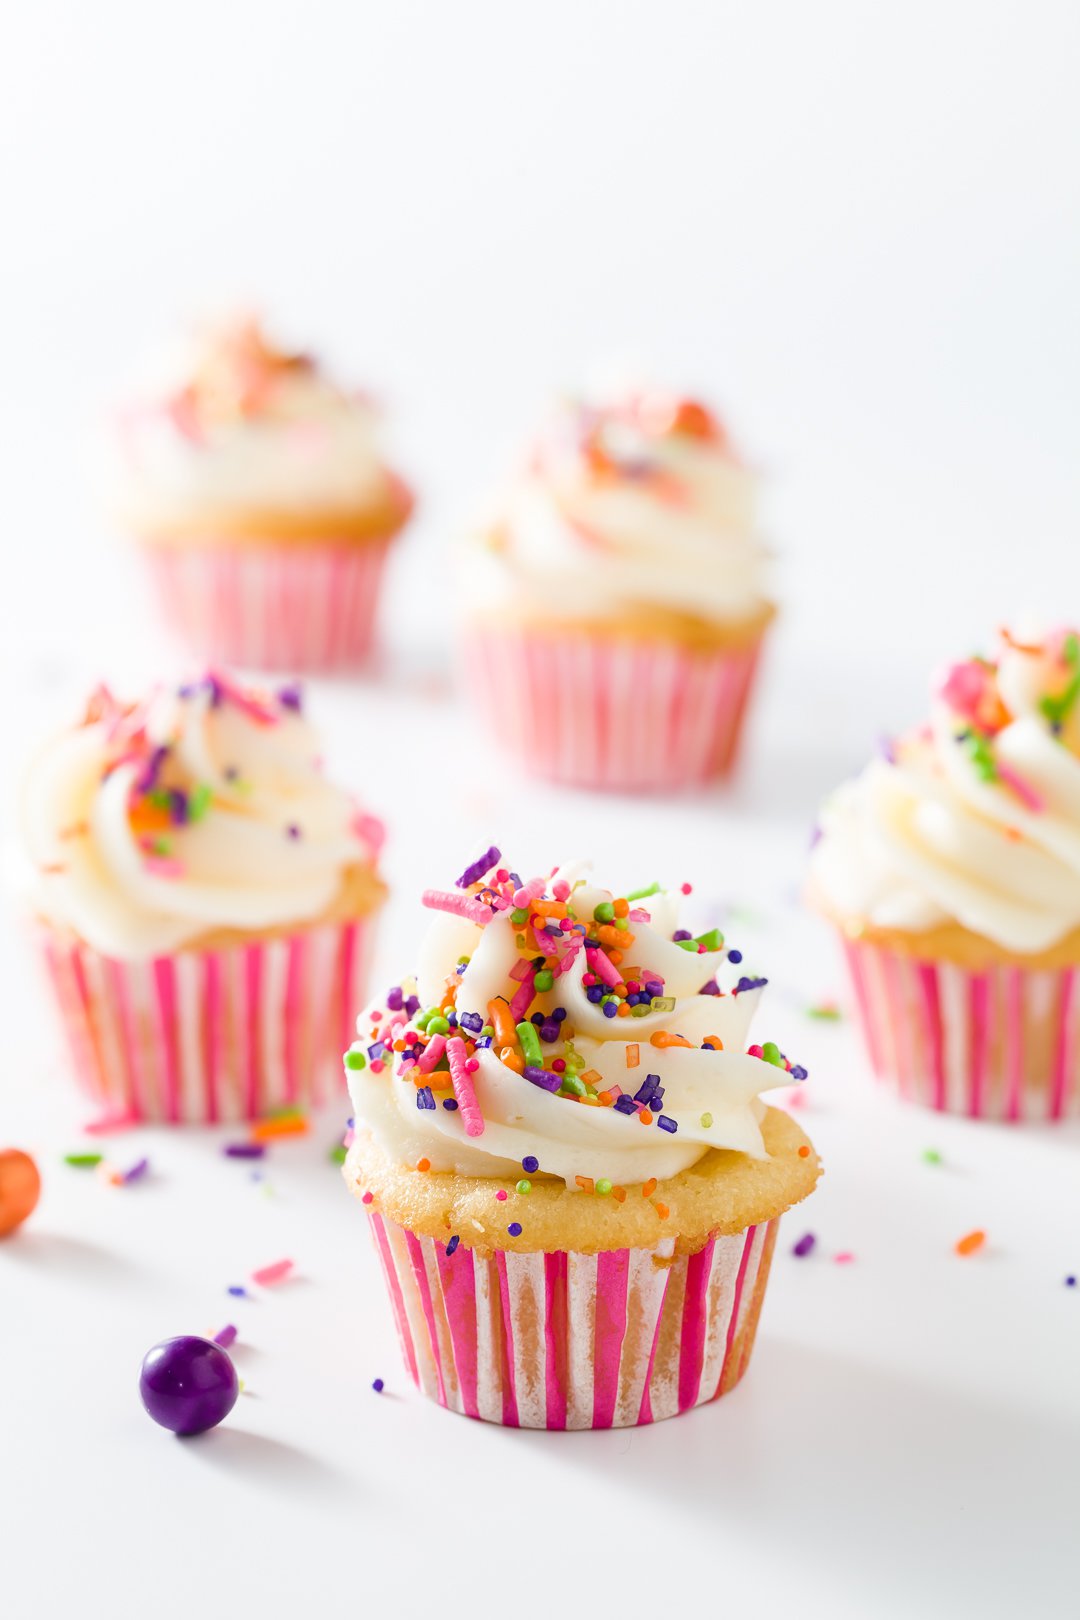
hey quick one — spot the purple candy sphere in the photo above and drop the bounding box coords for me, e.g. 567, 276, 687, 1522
139, 1335, 239, 1435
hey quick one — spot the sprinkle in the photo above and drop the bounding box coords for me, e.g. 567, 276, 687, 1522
625, 1043, 640, 1068
642, 1177, 657, 1199
251, 1113, 308, 1143
361, 1192, 374, 1205
214, 1325, 238, 1348
834, 1252, 856, 1265
521, 1155, 539, 1174
446, 1235, 460, 1256
955, 1229, 986, 1257
792, 1232, 816, 1258
456, 846, 501, 888
656, 1115, 678, 1134
575, 1176, 595, 1194
807, 1001, 841, 1021
1066, 1275, 1076, 1287
495, 1189, 508, 1201
595, 1178, 612, 1195
63, 1152, 103, 1168
509, 967, 538, 1022
699, 1112, 713, 1129
224, 1142, 266, 1159
922, 1148, 943, 1165
507, 1222, 523, 1237
416, 1158, 431, 1172
626, 882, 661, 900
329, 1144, 347, 1165
654, 1202, 670, 1220
417, 1033, 448, 1073
227, 1286, 247, 1299
516, 1020, 544, 1070
344, 1047, 367, 1071
372, 1378, 385, 1393
516, 1179, 532, 1195
797, 1145, 811, 1159
415, 1086, 436, 1111
445, 1037, 485, 1138
252, 1258, 294, 1286
122, 1157, 150, 1183
422, 888, 495, 927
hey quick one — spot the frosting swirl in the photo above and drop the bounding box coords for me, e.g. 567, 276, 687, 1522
103, 316, 408, 535
462, 389, 770, 630
811, 628, 1080, 954
346, 854, 804, 1188
22, 672, 381, 958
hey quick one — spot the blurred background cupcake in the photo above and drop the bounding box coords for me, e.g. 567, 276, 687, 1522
20, 670, 386, 1123
809, 626, 1080, 1122
102, 316, 413, 672
458, 386, 773, 791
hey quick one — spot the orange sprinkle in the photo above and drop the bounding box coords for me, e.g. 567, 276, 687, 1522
642, 1178, 657, 1198
626, 1043, 640, 1068
703, 1035, 724, 1050
608, 950, 624, 967
597, 925, 629, 949
616, 1002, 631, 1017
650, 1032, 673, 1049
955, 1229, 986, 1257
532, 899, 568, 918
638, 1108, 653, 1125
797, 1145, 811, 1158
612, 1186, 627, 1203
597, 1090, 614, 1106
575, 1175, 595, 1194
251, 1114, 309, 1143
613, 898, 630, 918
654, 1202, 670, 1220
488, 997, 518, 1050
581, 1069, 602, 1085
416, 1158, 431, 1172
500, 1047, 524, 1075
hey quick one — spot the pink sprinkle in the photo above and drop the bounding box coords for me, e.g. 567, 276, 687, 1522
446, 1036, 485, 1138
552, 879, 571, 901
748, 1044, 763, 1058
214, 1324, 238, 1348
84, 1111, 139, 1136
629, 908, 649, 923
509, 958, 533, 982
495, 1189, 508, 1202
996, 762, 1045, 812
343, 1128, 355, 1148
421, 888, 493, 926
252, 1258, 294, 1286
361, 1192, 374, 1205
417, 1033, 447, 1073
370, 1059, 385, 1074
834, 1252, 856, 1265
509, 968, 537, 1022
552, 1058, 566, 1073
681, 883, 692, 895
466, 1058, 479, 1074
513, 878, 546, 908
586, 946, 622, 990
144, 856, 186, 879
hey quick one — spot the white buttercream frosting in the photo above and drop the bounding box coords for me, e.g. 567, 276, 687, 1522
103, 317, 402, 530
22, 673, 380, 958
811, 630, 1080, 953
461, 389, 770, 626
346, 857, 803, 1187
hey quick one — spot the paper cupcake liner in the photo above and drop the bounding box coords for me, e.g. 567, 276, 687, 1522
140, 538, 393, 672
841, 934, 1080, 1121
462, 626, 764, 789
366, 1210, 778, 1428
37, 912, 376, 1124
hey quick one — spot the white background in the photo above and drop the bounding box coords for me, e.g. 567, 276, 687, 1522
2, 4, 1079, 1618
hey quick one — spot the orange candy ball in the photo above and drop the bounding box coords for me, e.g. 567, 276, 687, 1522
0, 1149, 41, 1237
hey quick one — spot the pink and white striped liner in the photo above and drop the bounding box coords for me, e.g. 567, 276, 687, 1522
367, 1210, 778, 1428
462, 626, 765, 790
37, 912, 377, 1124
140, 538, 393, 672
841, 934, 1080, 1121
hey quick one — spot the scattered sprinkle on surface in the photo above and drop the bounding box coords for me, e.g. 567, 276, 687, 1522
792, 1231, 816, 1258
955, 1230, 986, 1257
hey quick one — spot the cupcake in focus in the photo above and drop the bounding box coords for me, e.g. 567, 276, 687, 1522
459, 388, 774, 790
810, 627, 1080, 1121
22, 672, 386, 1123
343, 850, 818, 1429
104, 317, 413, 671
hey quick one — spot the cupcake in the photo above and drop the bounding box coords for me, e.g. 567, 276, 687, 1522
459, 388, 774, 790
22, 671, 386, 1123
343, 851, 819, 1428
810, 627, 1080, 1121
104, 317, 413, 671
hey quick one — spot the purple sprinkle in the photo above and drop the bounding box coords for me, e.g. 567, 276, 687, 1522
458, 1011, 484, 1035
277, 683, 303, 712
672, 929, 693, 943
791, 1065, 808, 1081
699, 979, 720, 996
792, 1232, 816, 1258
405, 995, 420, 1017
206, 674, 224, 708
134, 745, 169, 795
877, 734, 897, 765
522, 1155, 539, 1174
286, 823, 301, 840
386, 986, 404, 1012
446, 1235, 460, 1257
123, 1157, 150, 1184
634, 1074, 661, 1106
614, 1095, 638, 1115
416, 1086, 435, 1111
224, 765, 239, 782
214, 1324, 238, 1349
552, 1008, 567, 1023
456, 845, 501, 889
657, 1115, 677, 1134
602, 1001, 618, 1018
507, 1222, 522, 1237
227, 1285, 247, 1298
168, 787, 189, 825
442, 1098, 459, 1110
727, 949, 743, 964
372, 1377, 385, 1393
736, 975, 768, 993
1065, 1275, 1077, 1287
224, 1142, 266, 1160
368, 1042, 386, 1061
523, 1065, 563, 1093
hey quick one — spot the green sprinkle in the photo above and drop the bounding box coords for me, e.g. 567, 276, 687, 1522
63, 1152, 102, 1168
456, 955, 471, 968
761, 1041, 783, 1066
595, 1178, 613, 1196
675, 938, 699, 952
1065, 632, 1080, 668
922, 1148, 943, 1165
695, 928, 723, 951
560, 1075, 587, 1098
1040, 673, 1080, 728
516, 1179, 532, 1195
626, 882, 660, 901
480, 1025, 493, 1039
147, 788, 172, 811
344, 1047, 367, 1071
614, 916, 629, 931
189, 782, 213, 822
700, 1113, 713, 1129
150, 836, 173, 856
329, 1144, 347, 1165
651, 995, 676, 1012
630, 1004, 650, 1017
534, 969, 554, 992
593, 901, 615, 923
426, 1015, 451, 1037
807, 1003, 842, 1021
517, 1021, 543, 1069
510, 907, 529, 926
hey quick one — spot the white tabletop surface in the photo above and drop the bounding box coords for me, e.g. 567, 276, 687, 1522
2, 633, 1078, 1620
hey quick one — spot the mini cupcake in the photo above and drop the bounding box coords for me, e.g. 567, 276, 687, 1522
459, 388, 774, 790
104, 317, 413, 671
810, 627, 1080, 1121
343, 851, 818, 1428
22, 671, 386, 1123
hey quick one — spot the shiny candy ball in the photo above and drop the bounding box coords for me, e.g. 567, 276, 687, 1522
139, 1336, 239, 1435
0, 1149, 41, 1237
